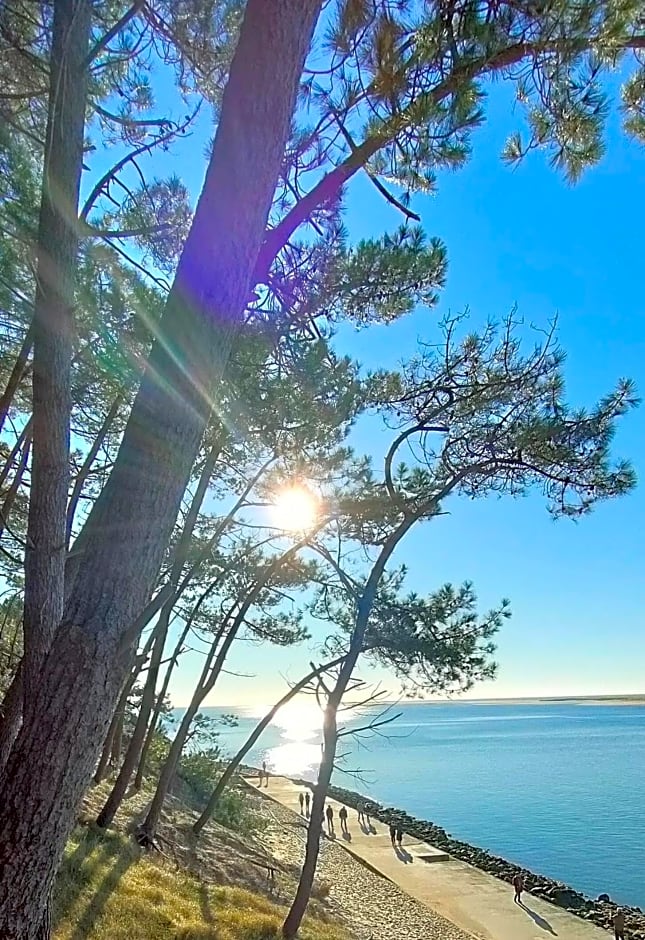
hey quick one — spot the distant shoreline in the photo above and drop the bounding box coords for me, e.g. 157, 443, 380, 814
448, 694, 645, 706
192, 694, 645, 711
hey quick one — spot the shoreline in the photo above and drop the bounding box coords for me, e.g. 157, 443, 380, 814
279, 773, 645, 937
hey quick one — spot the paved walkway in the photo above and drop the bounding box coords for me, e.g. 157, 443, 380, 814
248, 775, 611, 940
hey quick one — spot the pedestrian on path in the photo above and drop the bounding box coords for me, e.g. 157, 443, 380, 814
304, 791, 310, 817
389, 822, 397, 847
298, 792, 304, 814
339, 805, 348, 834
395, 825, 403, 847
513, 873, 524, 904
325, 804, 334, 835
613, 909, 626, 940
357, 803, 365, 826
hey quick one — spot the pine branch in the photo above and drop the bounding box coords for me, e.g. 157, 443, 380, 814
84, 0, 146, 68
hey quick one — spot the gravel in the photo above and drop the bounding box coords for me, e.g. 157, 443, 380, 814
256, 795, 472, 940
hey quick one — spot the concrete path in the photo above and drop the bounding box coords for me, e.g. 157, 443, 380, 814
248, 775, 611, 940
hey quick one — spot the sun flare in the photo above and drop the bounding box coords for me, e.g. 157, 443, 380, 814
270, 485, 320, 532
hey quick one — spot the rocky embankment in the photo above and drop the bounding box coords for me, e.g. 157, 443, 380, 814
326, 783, 645, 939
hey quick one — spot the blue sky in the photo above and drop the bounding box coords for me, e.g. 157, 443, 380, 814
95, 61, 645, 706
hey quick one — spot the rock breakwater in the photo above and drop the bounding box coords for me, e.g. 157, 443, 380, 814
325, 782, 645, 939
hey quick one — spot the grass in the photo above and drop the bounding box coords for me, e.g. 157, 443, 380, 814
54, 824, 349, 940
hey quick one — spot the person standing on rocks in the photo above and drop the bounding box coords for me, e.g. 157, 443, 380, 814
613, 909, 626, 940
304, 791, 310, 817
339, 805, 349, 835
513, 873, 525, 904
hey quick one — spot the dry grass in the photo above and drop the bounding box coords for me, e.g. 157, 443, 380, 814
54, 823, 349, 940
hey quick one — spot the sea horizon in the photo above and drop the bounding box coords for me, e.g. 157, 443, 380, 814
174, 699, 645, 910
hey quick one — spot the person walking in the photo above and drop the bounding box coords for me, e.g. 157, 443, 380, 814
395, 825, 404, 847
389, 822, 397, 847
339, 805, 348, 835
513, 873, 524, 904
304, 791, 310, 816
357, 803, 365, 826
298, 792, 304, 815
261, 761, 267, 787
613, 909, 626, 940
325, 804, 334, 835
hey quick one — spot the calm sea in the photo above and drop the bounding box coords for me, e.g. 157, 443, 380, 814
191, 701, 645, 907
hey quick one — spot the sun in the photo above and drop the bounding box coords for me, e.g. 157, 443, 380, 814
271, 484, 320, 532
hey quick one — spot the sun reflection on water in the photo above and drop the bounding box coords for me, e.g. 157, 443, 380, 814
245, 700, 323, 777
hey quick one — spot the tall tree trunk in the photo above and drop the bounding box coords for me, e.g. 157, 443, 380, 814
282, 698, 340, 939
193, 654, 346, 835
97, 441, 220, 826
21, 0, 91, 717
0, 428, 32, 538
135, 616, 191, 789
0, 0, 90, 782
0, 3, 321, 935
282, 520, 416, 939
66, 394, 122, 546
0, 324, 33, 441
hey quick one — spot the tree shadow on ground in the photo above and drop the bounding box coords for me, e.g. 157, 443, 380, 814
519, 901, 558, 935
199, 880, 215, 924
54, 824, 136, 938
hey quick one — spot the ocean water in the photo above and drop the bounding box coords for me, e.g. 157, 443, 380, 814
194, 701, 645, 907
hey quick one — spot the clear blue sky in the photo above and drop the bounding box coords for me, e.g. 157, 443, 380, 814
100, 63, 645, 706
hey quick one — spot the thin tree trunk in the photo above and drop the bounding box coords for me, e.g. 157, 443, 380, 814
97, 441, 220, 826
141, 531, 314, 838
192, 654, 346, 835
110, 698, 125, 767
0, 324, 33, 440
0, 428, 32, 538
142, 631, 223, 836
282, 518, 417, 939
66, 394, 122, 546
135, 617, 191, 789
0, 4, 321, 935
21, 0, 91, 733
93, 703, 119, 786
93, 631, 154, 786
0, 417, 32, 491
282, 699, 339, 939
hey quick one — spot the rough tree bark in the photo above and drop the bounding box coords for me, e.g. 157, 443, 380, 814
20, 0, 91, 710
192, 654, 346, 835
0, 3, 321, 936
97, 441, 220, 826
0, 0, 90, 777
